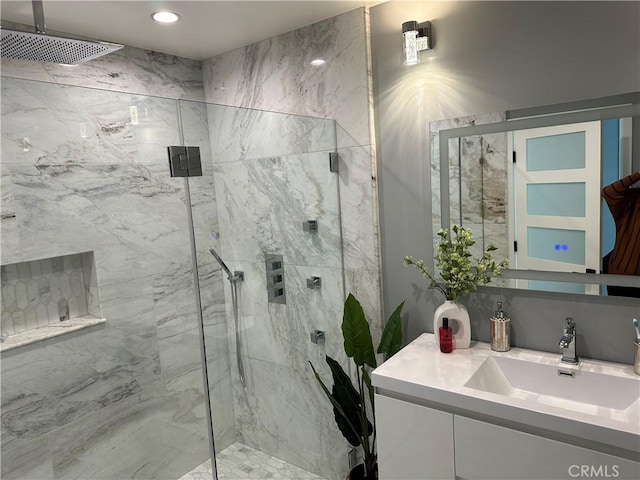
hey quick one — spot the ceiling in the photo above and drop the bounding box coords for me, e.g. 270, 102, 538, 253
0, 0, 383, 60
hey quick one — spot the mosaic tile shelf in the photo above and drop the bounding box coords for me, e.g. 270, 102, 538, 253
1, 252, 103, 352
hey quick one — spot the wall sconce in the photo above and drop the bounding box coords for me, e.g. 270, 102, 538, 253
402, 20, 432, 65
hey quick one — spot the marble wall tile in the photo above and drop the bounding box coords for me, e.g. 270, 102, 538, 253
180, 100, 215, 176
214, 152, 341, 268
0, 435, 54, 480
152, 268, 202, 382
338, 145, 380, 271
204, 339, 238, 453
3, 163, 192, 283
163, 367, 209, 439
1, 21, 204, 102
230, 356, 349, 480
0, 166, 19, 260
1, 277, 160, 451
49, 386, 210, 480
219, 260, 347, 477
203, 9, 370, 150
1, 77, 181, 167
196, 260, 228, 329
206, 104, 335, 164
430, 112, 507, 255
220, 261, 344, 371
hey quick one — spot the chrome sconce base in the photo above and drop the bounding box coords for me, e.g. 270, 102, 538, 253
402, 20, 432, 65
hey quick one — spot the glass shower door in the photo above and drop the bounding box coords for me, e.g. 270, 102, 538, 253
180, 100, 347, 480
1, 77, 213, 480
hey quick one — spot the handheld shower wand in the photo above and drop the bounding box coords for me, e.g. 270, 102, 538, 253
209, 248, 233, 279
209, 247, 245, 387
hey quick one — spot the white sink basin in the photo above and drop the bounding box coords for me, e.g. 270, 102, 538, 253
465, 355, 640, 414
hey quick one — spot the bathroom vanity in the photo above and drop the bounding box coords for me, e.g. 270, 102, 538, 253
371, 334, 640, 480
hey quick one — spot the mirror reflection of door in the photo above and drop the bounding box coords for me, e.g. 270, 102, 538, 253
509, 122, 601, 294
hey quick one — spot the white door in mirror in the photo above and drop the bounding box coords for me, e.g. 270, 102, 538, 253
510, 121, 601, 294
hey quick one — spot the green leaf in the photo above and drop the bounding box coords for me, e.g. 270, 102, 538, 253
325, 356, 372, 447
377, 301, 404, 359
309, 360, 363, 447
342, 293, 377, 368
362, 367, 374, 417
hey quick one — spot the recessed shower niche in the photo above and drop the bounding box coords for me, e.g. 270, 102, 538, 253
0, 252, 104, 351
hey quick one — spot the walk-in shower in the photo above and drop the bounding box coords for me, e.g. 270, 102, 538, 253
1, 73, 346, 480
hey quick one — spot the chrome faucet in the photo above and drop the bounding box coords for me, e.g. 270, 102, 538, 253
558, 317, 578, 364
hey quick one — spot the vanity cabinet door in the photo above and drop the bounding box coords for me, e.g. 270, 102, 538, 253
375, 394, 455, 480
454, 416, 640, 480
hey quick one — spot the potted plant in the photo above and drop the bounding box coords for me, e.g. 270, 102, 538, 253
309, 293, 404, 480
403, 224, 508, 347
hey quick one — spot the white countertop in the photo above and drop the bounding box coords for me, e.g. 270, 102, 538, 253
371, 333, 640, 455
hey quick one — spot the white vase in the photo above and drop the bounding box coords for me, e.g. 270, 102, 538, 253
433, 300, 471, 349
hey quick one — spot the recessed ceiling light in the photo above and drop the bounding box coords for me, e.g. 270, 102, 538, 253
151, 11, 181, 24
310, 59, 326, 66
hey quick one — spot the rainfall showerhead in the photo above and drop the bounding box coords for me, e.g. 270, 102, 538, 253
1, 1, 123, 64
1, 29, 124, 64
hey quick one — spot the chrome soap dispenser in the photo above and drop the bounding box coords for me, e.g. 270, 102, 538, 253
490, 302, 510, 352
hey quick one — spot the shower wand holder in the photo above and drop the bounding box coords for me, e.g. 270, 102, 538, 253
231, 271, 244, 282
303, 220, 318, 232
310, 330, 325, 344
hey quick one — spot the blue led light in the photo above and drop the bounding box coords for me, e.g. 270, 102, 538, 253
561, 243, 569, 251
554, 244, 561, 251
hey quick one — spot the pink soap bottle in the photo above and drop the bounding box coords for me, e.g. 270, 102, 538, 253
439, 317, 453, 353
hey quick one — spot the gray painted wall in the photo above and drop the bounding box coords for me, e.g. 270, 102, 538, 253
370, 1, 640, 364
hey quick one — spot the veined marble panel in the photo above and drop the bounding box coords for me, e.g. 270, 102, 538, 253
1, 77, 180, 167
1, 278, 160, 451
195, 259, 228, 328
219, 261, 348, 479
0, 166, 19, 259
202, 8, 370, 149
49, 385, 210, 480
1, 21, 204, 102
337, 145, 379, 271
220, 261, 344, 372
0, 435, 54, 480
206, 104, 335, 164
152, 268, 202, 382
180, 100, 215, 177
430, 112, 508, 257
4, 163, 192, 283
153, 266, 236, 449
230, 356, 349, 480
162, 366, 209, 440
200, 321, 238, 453
214, 152, 341, 268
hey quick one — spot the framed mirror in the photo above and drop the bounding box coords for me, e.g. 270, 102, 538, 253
431, 92, 640, 297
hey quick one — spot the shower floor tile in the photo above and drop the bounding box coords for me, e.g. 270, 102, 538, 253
179, 442, 327, 480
